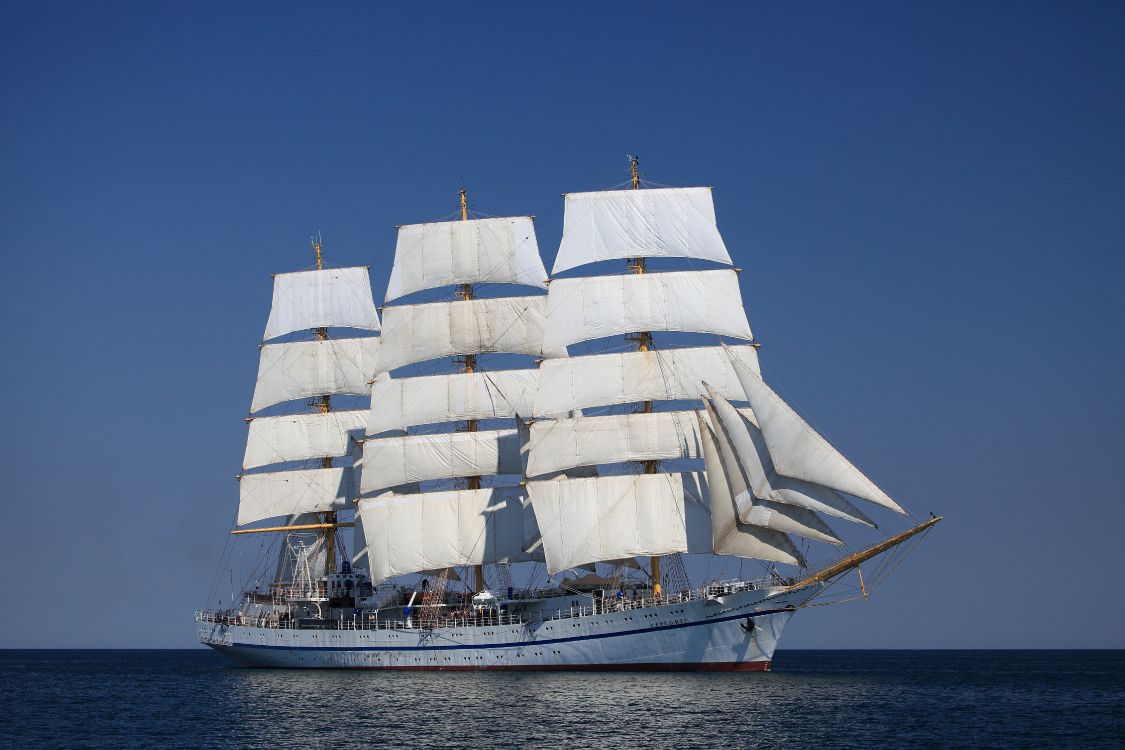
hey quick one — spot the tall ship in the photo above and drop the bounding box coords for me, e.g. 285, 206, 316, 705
198, 160, 940, 670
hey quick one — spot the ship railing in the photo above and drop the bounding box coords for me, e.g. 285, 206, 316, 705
195, 573, 791, 631
334, 610, 529, 631
536, 573, 789, 621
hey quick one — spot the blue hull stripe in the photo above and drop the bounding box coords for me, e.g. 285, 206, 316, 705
214, 607, 795, 653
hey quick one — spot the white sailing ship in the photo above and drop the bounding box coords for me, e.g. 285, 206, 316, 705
198, 161, 940, 670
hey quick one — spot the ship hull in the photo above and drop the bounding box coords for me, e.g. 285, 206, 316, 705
201, 584, 820, 671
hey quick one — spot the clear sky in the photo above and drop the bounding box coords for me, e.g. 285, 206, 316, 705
2, 2, 1122, 649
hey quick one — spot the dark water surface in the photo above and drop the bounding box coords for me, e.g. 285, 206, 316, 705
2, 650, 1122, 749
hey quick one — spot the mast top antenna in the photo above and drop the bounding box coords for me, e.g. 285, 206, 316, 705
310, 231, 323, 271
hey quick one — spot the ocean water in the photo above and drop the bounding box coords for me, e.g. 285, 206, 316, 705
2, 650, 1121, 749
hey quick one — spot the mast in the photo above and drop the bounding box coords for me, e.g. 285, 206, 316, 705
455, 188, 485, 591
357, 192, 549, 586
526, 173, 924, 581
625, 156, 662, 595
311, 236, 339, 576
235, 241, 380, 599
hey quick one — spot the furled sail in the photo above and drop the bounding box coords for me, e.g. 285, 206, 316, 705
237, 467, 355, 526
553, 188, 732, 274
243, 410, 367, 470
724, 344, 905, 513
377, 296, 546, 373
368, 369, 538, 435
385, 217, 548, 301
534, 344, 759, 417
541, 270, 752, 358
527, 473, 713, 575
360, 428, 522, 495
251, 337, 380, 413
357, 487, 543, 582
696, 412, 805, 566
526, 409, 750, 479
263, 267, 380, 341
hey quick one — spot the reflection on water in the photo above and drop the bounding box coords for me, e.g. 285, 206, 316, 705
3, 650, 1123, 749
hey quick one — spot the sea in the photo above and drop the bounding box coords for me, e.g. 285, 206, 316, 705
2, 650, 1121, 749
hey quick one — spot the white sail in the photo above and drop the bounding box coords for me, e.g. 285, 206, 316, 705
724, 344, 905, 513
553, 188, 732, 274
385, 217, 548, 301
263, 267, 380, 341
237, 467, 354, 526
368, 369, 538, 435
360, 428, 522, 495
357, 487, 542, 582
243, 410, 367, 470
740, 501, 841, 546
251, 337, 380, 413
541, 270, 752, 358
697, 413, 805, 566
703, 397, 769, 504
378, 296, 546, 373
527, 473, 713, 575
703, 399, 841, 545
705, 386, 875, 527
534, 345, 759, 417
526, 409, 749, 478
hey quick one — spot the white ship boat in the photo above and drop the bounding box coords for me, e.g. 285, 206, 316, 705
198, 160, 940, 670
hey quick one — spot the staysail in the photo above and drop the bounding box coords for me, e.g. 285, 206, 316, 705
723, 343, 905, 514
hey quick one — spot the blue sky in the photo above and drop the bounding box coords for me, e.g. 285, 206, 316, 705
1, 2, 1122, 648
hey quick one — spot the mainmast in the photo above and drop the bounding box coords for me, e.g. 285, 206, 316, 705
624, 156, 662, 595
312, 236, 338, 577
455, 187, 485, 592
356, 195, 550, 586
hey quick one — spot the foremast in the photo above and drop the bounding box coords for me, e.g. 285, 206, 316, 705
525, 159, 929, 588
526, 158, 763, 579
624, 156, 662, 596
454, 187, 484, 592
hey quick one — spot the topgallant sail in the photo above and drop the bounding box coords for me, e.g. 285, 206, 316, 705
199, 163, 940, 670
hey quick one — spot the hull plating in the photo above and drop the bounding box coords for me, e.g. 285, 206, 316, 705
201, 585, 817, 671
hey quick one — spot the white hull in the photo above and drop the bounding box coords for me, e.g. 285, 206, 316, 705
200, 584, 822, 671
